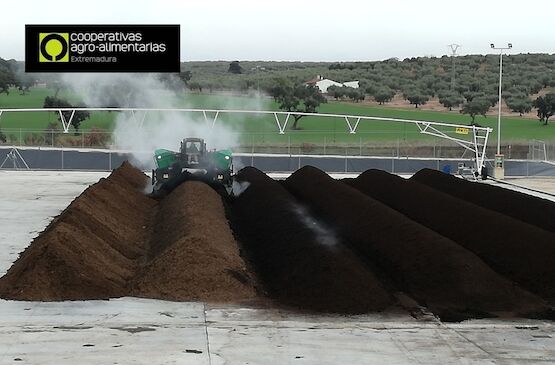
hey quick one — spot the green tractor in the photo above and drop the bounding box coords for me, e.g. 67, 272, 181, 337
151, 138, 233, 196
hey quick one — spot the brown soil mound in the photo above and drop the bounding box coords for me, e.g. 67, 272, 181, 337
231, 167, 393, 313
2, 160, 551, 320
131, 181, 257, 302
109, 160, 152, 190
0, 162, 155, 300
284, 166, 547, 319
347, 169, 555, 302
411, 169, 555, 233
0, 162, 257, 303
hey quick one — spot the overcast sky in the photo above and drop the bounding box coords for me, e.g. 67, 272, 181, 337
1, 0, 553, 62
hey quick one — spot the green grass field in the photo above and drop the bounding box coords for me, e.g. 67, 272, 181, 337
0, 87, 553, 145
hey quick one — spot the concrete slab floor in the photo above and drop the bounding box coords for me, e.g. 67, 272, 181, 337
484, 178, 555, 202
0, 170, 554, 364
0, 299, 209, 365
0, 299, 553, 365
503, 177, 555, 195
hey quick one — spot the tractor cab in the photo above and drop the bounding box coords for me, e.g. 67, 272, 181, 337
151, 137, 233, 197
180, 138, 206, 165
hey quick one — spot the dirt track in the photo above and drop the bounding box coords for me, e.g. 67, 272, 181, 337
0, 163, 553, 320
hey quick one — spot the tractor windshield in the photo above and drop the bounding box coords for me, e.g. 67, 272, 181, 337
186, 141, 201, 154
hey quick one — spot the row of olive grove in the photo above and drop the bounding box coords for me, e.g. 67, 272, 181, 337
182, 55, 554, 124
1, 54, 554, 130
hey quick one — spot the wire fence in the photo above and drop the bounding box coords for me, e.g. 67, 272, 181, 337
1, 128, 554, 161
2, 147, 555, 177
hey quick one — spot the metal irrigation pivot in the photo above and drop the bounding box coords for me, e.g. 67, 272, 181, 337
490, 42, 512, 155
0, 108, 493, 176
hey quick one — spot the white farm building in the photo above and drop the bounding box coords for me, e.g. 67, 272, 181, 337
304, 75, 359, 93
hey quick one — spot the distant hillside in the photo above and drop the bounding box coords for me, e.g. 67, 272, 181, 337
183, 54, 554, 105
1, 54, 553, 114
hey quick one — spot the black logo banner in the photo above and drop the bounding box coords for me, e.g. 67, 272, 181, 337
26, 24, 180, 72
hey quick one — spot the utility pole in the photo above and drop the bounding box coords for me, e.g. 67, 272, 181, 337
447, 44, 461, 91
490, 42, 512, 180
490, 43, 512, 155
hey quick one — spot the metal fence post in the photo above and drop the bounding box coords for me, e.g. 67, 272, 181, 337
391, 151, 395, 173
251, 134, 254, 167
288, 135, 291, 155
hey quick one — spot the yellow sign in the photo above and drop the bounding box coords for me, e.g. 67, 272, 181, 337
39, 33, 69, 62
455, 127, 469, 135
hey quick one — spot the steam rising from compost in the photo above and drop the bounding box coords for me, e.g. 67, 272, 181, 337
111, 112, 238, 169
61, 73, 243, 169
291, 203, 338, 248
232, 180, 251, 197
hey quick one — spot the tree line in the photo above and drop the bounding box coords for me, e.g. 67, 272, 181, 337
1, 54, 554, 133
181, 55, 554, 126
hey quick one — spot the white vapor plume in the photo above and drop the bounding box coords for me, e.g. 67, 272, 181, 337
62, 73, 176, 108
61, 73, 243, 169
232, 180, 251, 196
111, 112, 239, 169
218, 90, 268, 112
290, 203, 339, 248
